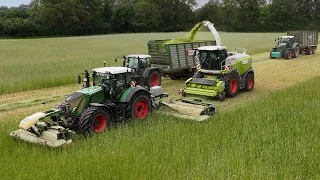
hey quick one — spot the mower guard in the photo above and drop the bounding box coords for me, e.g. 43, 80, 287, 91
184, 78, 225, 98
10, 126, 75, 148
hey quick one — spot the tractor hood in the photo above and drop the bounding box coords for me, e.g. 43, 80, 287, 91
65, 86, 103, 107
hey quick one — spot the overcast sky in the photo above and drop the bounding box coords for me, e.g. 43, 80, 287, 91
0, 0, 209, 7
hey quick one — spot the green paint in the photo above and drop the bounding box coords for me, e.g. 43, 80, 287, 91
271, 52, 282, 57
119, 86, 133, 102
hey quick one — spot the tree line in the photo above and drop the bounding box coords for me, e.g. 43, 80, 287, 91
0, 0, 319, 37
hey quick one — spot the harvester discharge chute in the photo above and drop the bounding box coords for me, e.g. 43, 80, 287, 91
10, 66, 215, 148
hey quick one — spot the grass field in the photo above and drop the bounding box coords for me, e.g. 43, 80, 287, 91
1, 76, 320, 179
0, 32, 284, 94
1, 32, 320, 179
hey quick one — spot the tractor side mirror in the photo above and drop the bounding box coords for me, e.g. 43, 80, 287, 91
114, 58, 117, 63
104, 61, 106, 67
78, 75, 81, 84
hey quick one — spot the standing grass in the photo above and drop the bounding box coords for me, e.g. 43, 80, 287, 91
1, 76, 319, 179
0, 32, 284, 94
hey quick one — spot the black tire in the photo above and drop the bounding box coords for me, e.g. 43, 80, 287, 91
225, 72, 240, 97
79, 107, 111, 135
306, 47, 312, 55
292, 46, 300, 58
169, 74, 181, 80
148, 70, 161, 87
130, 93, 152, 119
312, 47, 317, 54
216, 92, 226, 102
284, 50, 292, 60
245, 73, 254, 91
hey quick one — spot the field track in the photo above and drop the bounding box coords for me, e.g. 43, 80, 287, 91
1, 50, 319, 122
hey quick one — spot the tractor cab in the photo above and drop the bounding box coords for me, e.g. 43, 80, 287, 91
277, 36, 295, 47
197, 46, 228, 71
126, 54, 151, 69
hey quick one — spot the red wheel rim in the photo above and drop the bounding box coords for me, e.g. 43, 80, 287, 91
248, 78, 254, 89
134, 99, 149, 119
230, 79, 238, 93
150, 73, 160, 87
92, 114, 107, 133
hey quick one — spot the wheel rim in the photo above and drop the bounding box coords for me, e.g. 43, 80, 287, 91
248, 77, 254, 89
295, 47, 299, 56
134, 99, 149, 119
230, 79, 238, 93
92, 114, 107, 133
150, 73, 160, 87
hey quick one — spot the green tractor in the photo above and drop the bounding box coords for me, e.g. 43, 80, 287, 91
181, 47, 254, 101
270, 36, 300, 60
10, 64, 215, 148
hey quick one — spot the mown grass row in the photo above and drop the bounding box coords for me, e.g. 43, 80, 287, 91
0, 32, 284, 94
1, 76, 319, 179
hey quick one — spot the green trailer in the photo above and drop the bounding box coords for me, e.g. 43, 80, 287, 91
147, 40, 216, 80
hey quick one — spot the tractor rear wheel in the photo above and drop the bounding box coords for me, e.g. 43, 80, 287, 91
148, 70, 161, 87
245, 73, 254, 91
306, 47, 312, 55
79, 107, 111, 135
130, 93, 152, 119
284, 50, 292, 60
225, 73, 240, 97
293, 46, 300, 58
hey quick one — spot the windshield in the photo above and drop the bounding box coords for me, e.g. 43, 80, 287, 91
94, 73, 111, 87
199, 50, 227, 70
279, 38, 290, 44
128, 57, 148, 68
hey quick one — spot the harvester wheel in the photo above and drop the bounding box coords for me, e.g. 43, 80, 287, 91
226, 73, 240, 97
293, 46, 300, 58
130, 93, 152, 119
306, 47, 312, 55
284, 50, 292, 60
148, 70, 161, 87
79, 107, 111, 135
245, 73, 254, 91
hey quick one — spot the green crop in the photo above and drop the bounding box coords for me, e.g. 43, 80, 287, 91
164, 22, 203, 44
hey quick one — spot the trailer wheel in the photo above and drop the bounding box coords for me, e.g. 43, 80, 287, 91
306, 47, 312, 55
292, 46, 300, 58
148, 70, 161, 87
131, 93, 152, 119
169, 74, 181, 80
245, 73, 254, 91
79, 107, 111, 135
312, 47, 317, 54
284, 50, 292, 60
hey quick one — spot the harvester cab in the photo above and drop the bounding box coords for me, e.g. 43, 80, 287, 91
181, 20, 254, 101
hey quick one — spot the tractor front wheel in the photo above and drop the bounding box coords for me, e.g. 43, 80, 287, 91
79, 107, 111, 135
293, 46, 300, 58
148, 70, 161, 87
245, 73, 254, 91
284, 50, 292, 60
131, 93, 152, 119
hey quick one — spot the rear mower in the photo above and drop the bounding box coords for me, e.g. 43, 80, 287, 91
10, 66, 215, 148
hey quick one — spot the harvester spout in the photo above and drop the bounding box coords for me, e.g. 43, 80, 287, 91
203, 21, 222, 46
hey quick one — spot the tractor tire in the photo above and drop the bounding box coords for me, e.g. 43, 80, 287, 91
284, 50, 292, 60
130, 92, 152, 120
79, 106, 111, 135
292, 46, 300, 58
225, 72, 240, 97
245, 73, 254, 91
148, 70, 161, 87
312, 47, 317, 54
306, 47, 312, 55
